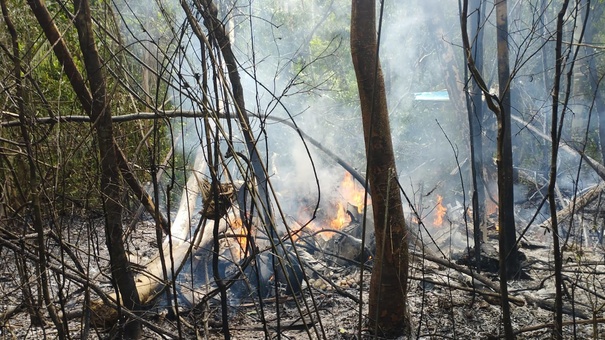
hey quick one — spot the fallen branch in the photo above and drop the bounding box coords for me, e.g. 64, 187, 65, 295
511, 113, 605, 231
0, 303, 25, 323
577, 150, 605, 181
409, 275, 517, 303
536, 182, 605, 231
521, 292, 591, 320
510, 114, 597, 163
88, 210, 233, 327
489, 317, 605, 339
87, 149, 216, 326
413, 250, 592, 319
411, 251, 525, 306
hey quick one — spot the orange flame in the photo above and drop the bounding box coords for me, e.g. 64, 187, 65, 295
433, 195, 447, 226
294, 172, 371, 242
330, 202, 350, 231
486, 200, 499, 231
228, 217, 248, 259
486, 200, 498, 216
307, 220, 330, 241
340, 172, 370, 213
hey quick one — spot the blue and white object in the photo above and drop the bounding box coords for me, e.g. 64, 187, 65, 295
413, 90, 450, 101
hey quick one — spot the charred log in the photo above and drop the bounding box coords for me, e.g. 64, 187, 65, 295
198, 177, 237, 220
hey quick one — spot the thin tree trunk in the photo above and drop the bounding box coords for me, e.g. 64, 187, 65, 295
1, 1, 65, 334
467, 0, 487, 266
350, 0, 410, 337
182, 0, 275, 237
539, 182, 605, 230
72, 0, 141, 337
583, 4, 605, 163
461, 0, 517, 338
549, 1, 571, 338
26, 0, 169, 234
495, 1, 516, 338
495, 0, 519, 279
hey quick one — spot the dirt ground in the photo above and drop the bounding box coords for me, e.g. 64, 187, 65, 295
1, 214, 604, 339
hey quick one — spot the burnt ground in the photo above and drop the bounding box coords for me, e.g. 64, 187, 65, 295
0, 213, 604, 340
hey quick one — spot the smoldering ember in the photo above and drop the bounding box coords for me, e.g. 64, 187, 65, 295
1, 0, 605, 339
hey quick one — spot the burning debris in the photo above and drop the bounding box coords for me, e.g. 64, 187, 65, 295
339, 172, 371, 214
198, 177, 237, 219
432, 194, 448, 227
161, 170, 376, 309
290, 172, 376, 267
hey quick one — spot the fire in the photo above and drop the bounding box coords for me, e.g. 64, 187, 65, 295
339, 172, 370, 213
486, 200, 498, 216
330, 202, 350, 231
433, 195, 447, 227
306, 220, 330, 241
293, 172, 370, 242
321, 172, 371, 237
486, 199, 499, 231
322, 172, 371, 237
228, 217, 249, 259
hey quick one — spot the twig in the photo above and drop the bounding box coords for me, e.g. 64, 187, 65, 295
1, 111, 369, 190
303, 262, 360, 303
490, 317, 605, 339
0, 303, 26, 323
408, 275, 518, 303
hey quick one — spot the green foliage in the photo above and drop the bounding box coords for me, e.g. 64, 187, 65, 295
2, 0, 602, 220
0, 0, 175, 217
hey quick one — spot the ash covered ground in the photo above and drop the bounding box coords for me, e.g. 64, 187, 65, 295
1, 209, 604, 339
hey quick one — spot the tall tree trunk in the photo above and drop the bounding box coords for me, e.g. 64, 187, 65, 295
72, 0, 141, 338
495, 0, 519, 281
1, 1, 62, 332
495, 1, 517, 338
549, 1, 571, 338
26, 0, 170, 234
583, 4, 605, 163
467, 0, 487, 265
350, 0, 410, 337
461, 1, 517, 338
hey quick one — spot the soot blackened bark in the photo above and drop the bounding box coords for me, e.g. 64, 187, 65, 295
495, 2, 517, 338
549, 1, 572, 337
467, 0, 487, 264
495, 0, 519, 283
461, 1, 518, 338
